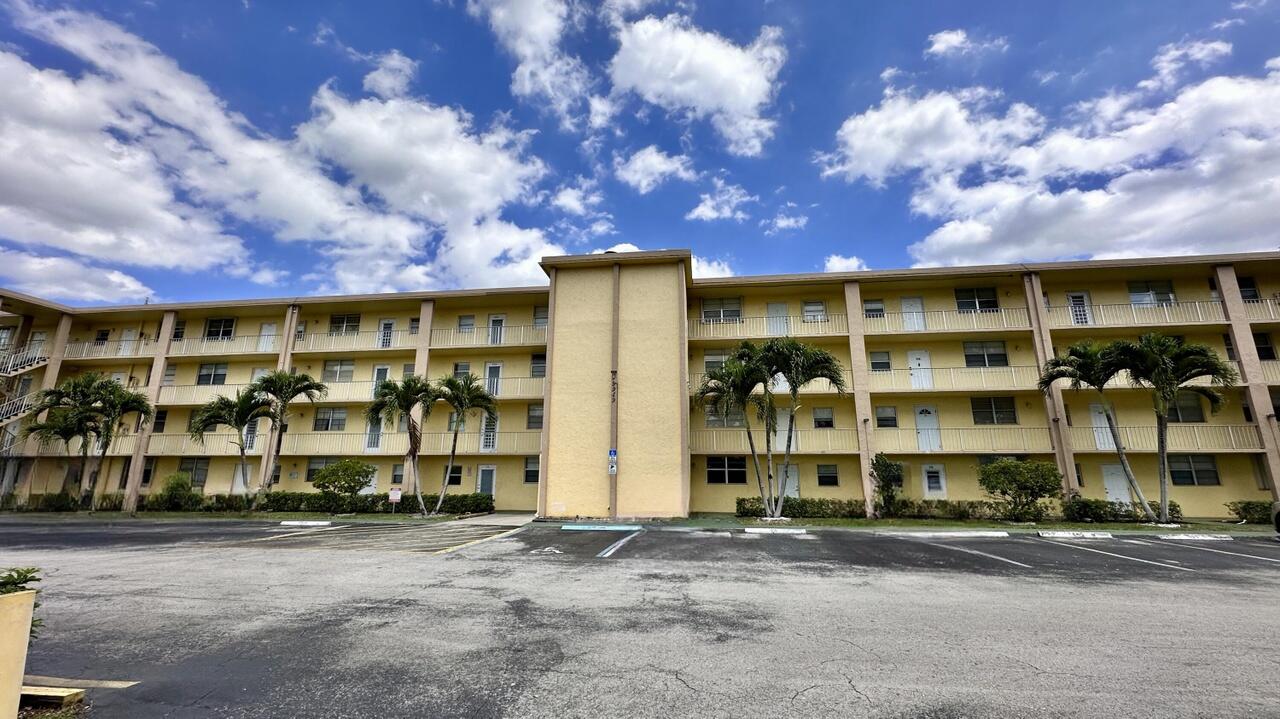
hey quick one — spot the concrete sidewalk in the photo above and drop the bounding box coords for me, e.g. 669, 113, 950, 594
452, 512, 536, 526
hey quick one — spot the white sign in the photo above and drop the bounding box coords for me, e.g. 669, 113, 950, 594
389, 488, 402, 503
608, 458, 617, 475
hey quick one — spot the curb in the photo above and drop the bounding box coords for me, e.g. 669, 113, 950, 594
743, 527, 807, 535
874, 530, 1009, 538
1038, 530, 1113, 539
1157, 533, 1234, 541
280, 520, 332, 527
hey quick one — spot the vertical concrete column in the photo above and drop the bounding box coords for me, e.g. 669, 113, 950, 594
675, 261, 691, 516
609, 263, 620, 518
39, 313, 73, 391
1215, 265, 1280, 500
123, 311, 175, 512
842, 281, 877, 518
1023, 272, 1078, 492
257, 305, 300, 490
409, 300, 435, 495
537, 270, 557, 518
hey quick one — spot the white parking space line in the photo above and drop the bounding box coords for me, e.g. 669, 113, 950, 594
249, 525, 351, 542
922, 541, 1032, 568
1154, 541, 1280, 564
597, 530, 643, 558
1040, 540, 1195, 572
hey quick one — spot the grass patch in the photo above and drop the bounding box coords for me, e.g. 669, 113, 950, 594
683, 513, 1275, 534
0, 511, 458, 524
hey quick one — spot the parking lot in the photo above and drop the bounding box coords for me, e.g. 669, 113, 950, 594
4, 517, 1280, 718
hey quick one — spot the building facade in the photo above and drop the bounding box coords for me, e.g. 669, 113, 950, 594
1, 249, 1278, 518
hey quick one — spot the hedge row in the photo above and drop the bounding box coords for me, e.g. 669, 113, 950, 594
1061, 497, 1184, 523
1225, 500, 1273, 524
737, 495, 1191, 522
9, 490, 494, 515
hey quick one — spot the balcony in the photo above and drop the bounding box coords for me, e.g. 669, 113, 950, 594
864, 307, 1031, 334
1067, 424, 1263, 453
1097, 363, 1242, 390
484, 376, 546, 399
149, 432, 256, 456
429, 325, 546, 349
687, 314, 850, 341
688, 372, 851, 395
868, 366, 1040, 392
1263, 360, 1280, 384
1045, 301, 1225, 329
277, 431, 541, 455
872, 426, 1053, 453
689, 428, 859, 454
157, 383, 250, 405
35, 434, 138, 457
1244, 299, 1280, 322
169, 335, 279, 356
293, 330, 416, 353
64, 338, 158, 360
0, 343, 49, 376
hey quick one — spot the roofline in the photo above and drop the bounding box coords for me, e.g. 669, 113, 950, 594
541, 248, 695, 283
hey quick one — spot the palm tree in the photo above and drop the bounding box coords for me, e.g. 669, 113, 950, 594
22, 372, 111, 504
250, 370, 327, 510
1108, 333, 1238, 522
92, 381, 153, 510
365, 376, 441, 516
433, 373, 497, 515
692, 354, 774, 515
759, 337, 848, 518
23, 407, 96, 499
1037, 341, 1156, 522
188, 388, 274, 508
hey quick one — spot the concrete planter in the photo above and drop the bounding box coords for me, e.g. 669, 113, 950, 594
1, 590, 36, 719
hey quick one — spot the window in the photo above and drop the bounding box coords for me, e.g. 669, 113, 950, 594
1128, 280, 1175, 306
402, 363, 415, 378
977, 454, 1029, 466
408, 318, 420, 335
863, 299, 885, 318
955, 287, 998, 312
392, 464, 404, 485
923, 466, 946, 496
448, 412, 465, 432
178, 457, 211, 491
322, 359, 355, 383
313, 408, 347, 431
453, 362, 470, 379
443, 465, 463, 485
161, 364, 177, 387
1254, 333, 1276, 361
271, 463, 282, 485
705, 402, 745, 428
118, 457, 132, 490
1170, 454, 1220, 486
458, 315, 475, 332
204, 318, 235, 340
244, 420, 259, 451
813, 407, 834, 429
802, 301, 827, 323
328, 314, 361, 335
706, 456, 748, 484
869, 351, 891, 372
294, 321, 307, 341
172, 321, 186, 340
524, 456, 539, 484
963, 341, 1009, 368
196, 363, 228, 386
527, 403, 544, 430
817, 464, 839, 487
141, 457, 155, 487
970, 396, 1017, 425
533, 305, 549, 328
703, 349, 729, 372
94, 329, 110, 345
875, 406, 898, 428
307, 457, 340, 482
701, 298, 741, 323
1238, 276, 1260, 301
531, 353, 547, 378
152, 410, 168, 433
1224, 334, 1237, 361
1167, 392, 1205, 423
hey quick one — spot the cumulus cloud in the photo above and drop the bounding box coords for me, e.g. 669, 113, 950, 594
1138, 39, 1232, 91
692, 255, 733, 277
760, 203, 808, 235
0, 249, 151, 302
685, 177, 756, 222
823, 254, 868, 272
609, 14, 786, 156
614, 145, 697, 193
924, 29, 1008, 58
362, 50, 418, 98
818, 46, 1280, 267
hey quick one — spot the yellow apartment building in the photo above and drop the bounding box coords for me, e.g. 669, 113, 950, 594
1, 249, 1278, 518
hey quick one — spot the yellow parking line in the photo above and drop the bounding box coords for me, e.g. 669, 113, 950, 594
433, 525, 528, 555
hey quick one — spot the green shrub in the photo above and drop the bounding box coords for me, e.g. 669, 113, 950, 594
202, 494, 250, 513
94, 492, 124, 512
736, 496, 866, 518
312, 459, 377, 513
1226, 500, 1272, 524
1139, 500, 1182, 522
1061, 496, 1185, 523
978, 459, 1062, 521
870, 453, 904, 517
900, 499, 998, 520
143, 473, 203, 512
0, 567, 41, 639
28, 492, 78, 512
255, 491, 493, 515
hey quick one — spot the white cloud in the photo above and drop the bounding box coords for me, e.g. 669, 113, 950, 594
692, 255, 733, 277
0, 249, 151, 302
1231, 0, 1267, 9
587, 94, 618, 130
467, 0, 592, 130
823, 254, 868, 272
819, 47, 1280, 267
550, 176, 614, 242
1033, 70, 1059, 85
609, 14, 786, 156
551, 178, 603, 216
613, 145, 697, 193
685, 177, 756, 222
592, 242, 641, 253
1139, 40, 1232, 92
924, 29, 1008, 59
1212, 18, 1245, 30
362, 50, 418, 99
760, 204, 808, 235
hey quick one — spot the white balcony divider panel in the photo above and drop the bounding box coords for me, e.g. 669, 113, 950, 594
1067, 424, 1264, 452
863, 307, 1032, 334
1045, 301, 1226, 328
687, 314, 850, 340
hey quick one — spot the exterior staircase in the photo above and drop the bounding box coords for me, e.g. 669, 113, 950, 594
0, 390, 38, 429
0, 344, 48, 378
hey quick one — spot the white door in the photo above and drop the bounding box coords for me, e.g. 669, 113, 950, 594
1102, 464, 1130, 505
781, 465, 799, 498
485, 362, 503, 396
477, 465, 496, 496
922, 464, 947, 498
258, 323, 276, 352
371, 365, 390, 397
901, 297, 926, 331
118, 328, 138, 356
774, 408, 792, 450
766, 302, 790, 336
907, 350, 933, 389
1090, 403, 1115, 451
365, 418, 382, 451
378, 319, 395, 348
488, 315, 506, 345
481, 414, 498, 452
914, 405, 941, 451
1066, 292, 1093, 326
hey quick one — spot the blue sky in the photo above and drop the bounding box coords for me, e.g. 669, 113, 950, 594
0, 0, 1278, 304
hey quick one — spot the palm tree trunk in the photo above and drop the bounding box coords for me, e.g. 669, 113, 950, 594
89, 437, 113, 511
77, 441, 92, 507
775, 398, 799, 518
1156, 414, 1170, 523
433, 425, 460, 515
1101, 402, 1156, 522
406, 417, 423, 514
236, 442, 251, 504
742, 418, 771, 517
253, 415, 284, 511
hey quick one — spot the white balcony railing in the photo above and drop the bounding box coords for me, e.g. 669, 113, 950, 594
1244, 298, 1280, 322
1262, 360, 1280, 384
872, 426, 1053, 453
293, 330, 416, 353
1, 343, 49, 374
148, 432, 258, 456
689, 428, 859, 454
868, 366, 1040, 392
429, 325, 547, 349
63, 338, 158, 360
687, 314, 851, 341
418, 431, 542, 454
169, 335, 280, 356
274, 431, 542, 455
688, 373, 852, 395
1045, 301, 1226, 328
0, 391, 39, 423
1097, 363, 1242, 390
35, 434, 138, 457
1068, 424, 1263, 452
864, 307, 1031, 334
484, 376, 546, 399
157, 383, 251, 405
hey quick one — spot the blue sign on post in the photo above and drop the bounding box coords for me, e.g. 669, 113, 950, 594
608, 449, 617, 459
